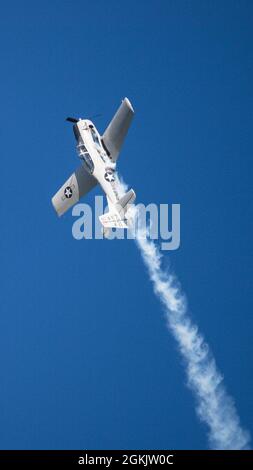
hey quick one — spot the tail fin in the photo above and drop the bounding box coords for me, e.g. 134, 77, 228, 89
99, 189, 136, 229
116, 189, 136, 211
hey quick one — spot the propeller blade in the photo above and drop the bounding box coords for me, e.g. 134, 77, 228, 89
66, 117, 79, 123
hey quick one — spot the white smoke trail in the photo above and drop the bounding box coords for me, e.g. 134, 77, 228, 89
116, 176, 250, 449
135, 230, 250, 449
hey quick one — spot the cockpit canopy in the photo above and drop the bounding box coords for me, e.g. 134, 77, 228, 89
76, 142, 88, 156
90, 126, 100, 146
76, 142, 94, 174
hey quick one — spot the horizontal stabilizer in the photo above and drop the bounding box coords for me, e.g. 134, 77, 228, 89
99, 212, 128, 229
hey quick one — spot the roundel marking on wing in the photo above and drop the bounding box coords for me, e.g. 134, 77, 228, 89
64, 186, 73, 198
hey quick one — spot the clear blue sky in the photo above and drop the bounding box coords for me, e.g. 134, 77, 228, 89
0, 0, 252, 449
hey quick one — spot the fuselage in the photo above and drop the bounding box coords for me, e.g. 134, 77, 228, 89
73, 119, 120, 207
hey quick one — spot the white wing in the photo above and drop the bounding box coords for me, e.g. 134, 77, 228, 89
102, 97, 134, 162
52, 164, 97, 216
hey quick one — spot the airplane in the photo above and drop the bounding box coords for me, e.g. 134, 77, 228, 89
51, 98, 136, 237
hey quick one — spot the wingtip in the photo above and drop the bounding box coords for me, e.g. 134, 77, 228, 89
51, 195, 62, 217
123, 97, 134, 113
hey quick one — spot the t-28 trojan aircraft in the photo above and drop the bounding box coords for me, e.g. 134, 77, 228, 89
52, 98, 136, 236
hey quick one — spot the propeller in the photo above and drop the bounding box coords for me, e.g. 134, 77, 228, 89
66, 114, 102, 123
66, 117, 79, 123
